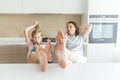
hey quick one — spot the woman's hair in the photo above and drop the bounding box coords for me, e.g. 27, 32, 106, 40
66, 21, 80, 36
31, 24, 41, 37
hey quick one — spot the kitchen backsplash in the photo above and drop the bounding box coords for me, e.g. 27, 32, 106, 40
0, 14, 81, 38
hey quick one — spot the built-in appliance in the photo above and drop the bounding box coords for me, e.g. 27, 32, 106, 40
89, 15, 119, 43
42, 38, 56, 42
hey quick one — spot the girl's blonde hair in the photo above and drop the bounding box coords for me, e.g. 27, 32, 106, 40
31, 24, 41, 37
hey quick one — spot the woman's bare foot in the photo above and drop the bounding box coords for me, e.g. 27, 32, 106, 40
46, 39, 53, 62
55, 30, 67, 69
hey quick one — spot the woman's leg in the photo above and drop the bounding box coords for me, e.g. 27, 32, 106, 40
66, 49, 88, 63
54, 31, 69, 69
54, 47, 67, 69
65, 49, 78, 63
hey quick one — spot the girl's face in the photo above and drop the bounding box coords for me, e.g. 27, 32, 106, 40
32, 33, 42, 44
67, 23, 76, 36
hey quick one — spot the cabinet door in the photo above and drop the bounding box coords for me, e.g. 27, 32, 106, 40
62, 0, 85, 14
88, 0, 119, 14
0, 0, 85, 14
21, 0, 85, 14
0, 0, 62, 13
21, 0, 62, 13
0, 0, 21, 13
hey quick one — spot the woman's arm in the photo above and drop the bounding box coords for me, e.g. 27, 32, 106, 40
24, 21, 39, 41
80, 24, 92, 39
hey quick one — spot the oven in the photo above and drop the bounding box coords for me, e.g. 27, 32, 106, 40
89, 15, 118, 43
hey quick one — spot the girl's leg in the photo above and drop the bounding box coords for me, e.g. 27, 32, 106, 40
36, 48, 48, 72
28, 53, 39, 63
39, 51, 48, 72
45, 39, 53, 62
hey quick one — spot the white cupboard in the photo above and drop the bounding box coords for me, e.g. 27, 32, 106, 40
0, 0, 21, 13
20, 0, 62, 14
62, 0, 85, 14
0, 0, 85, 14
88, 0, 120, 14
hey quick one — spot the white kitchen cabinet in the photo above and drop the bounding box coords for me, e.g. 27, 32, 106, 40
0, 0, 62, 13
0, 0, 21, 13
0, 0, 85, 14
88, 0, 120, 14
62, 0, 85, 14
21, 0, 85, 14
20, 0, 62, 14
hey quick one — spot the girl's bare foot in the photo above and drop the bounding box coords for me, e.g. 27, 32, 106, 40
40, 50, 47, 72
36, 46, 48, 72
46, 39, 53, 62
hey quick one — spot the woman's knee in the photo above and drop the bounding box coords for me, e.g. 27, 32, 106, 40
59, 61, 67, 69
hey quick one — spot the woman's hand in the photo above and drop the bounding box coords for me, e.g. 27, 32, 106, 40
80, 24, 92, 38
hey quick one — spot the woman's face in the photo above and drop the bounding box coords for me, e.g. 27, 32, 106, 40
32, 33, 42, 44
67, 23, 76, 36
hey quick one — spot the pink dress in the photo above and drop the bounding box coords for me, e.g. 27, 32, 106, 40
26, 38, 46, 59
26, 39, 34, 59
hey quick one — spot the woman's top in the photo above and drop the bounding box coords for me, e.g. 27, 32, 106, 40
66, 34, 84, 56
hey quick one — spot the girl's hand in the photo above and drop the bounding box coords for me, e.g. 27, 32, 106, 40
35, 21, 39, 25
34, 21, 40, 29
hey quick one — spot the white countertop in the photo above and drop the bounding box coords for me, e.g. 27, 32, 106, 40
0, 38, 55, 45
0, 38, 26, 45
0, 63, 120, 80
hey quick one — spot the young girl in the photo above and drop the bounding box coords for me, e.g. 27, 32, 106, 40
24, 21, 53, 72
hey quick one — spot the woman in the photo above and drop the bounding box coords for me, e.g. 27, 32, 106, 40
54, 21, 92, 69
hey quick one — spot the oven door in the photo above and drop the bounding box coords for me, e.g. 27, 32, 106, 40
89, 23, 117, 43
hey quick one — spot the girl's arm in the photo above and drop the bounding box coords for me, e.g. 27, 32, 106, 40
24, 21, 39, 42
80, 24, 92, 39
